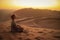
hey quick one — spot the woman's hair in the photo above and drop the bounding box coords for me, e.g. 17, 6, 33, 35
11, 14, 16, 20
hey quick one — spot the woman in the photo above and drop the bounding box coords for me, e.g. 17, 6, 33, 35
11, 14, 17, 32
11, 14, 23, 33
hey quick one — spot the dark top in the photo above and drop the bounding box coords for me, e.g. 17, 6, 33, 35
11, 15, 16, 20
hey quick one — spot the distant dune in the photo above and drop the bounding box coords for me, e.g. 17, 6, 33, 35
14, 8, 60, 18
13, 8, 60, 29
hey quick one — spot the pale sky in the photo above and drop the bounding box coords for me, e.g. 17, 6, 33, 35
12, 0, 56, 6
0, 0, 60, 10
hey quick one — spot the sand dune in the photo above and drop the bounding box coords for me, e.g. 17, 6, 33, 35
0, 19, 60, 40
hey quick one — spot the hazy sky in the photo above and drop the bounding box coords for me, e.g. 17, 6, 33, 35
0, 0, 60, 10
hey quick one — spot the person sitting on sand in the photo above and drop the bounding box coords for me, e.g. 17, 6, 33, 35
11, 14, 23, 33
